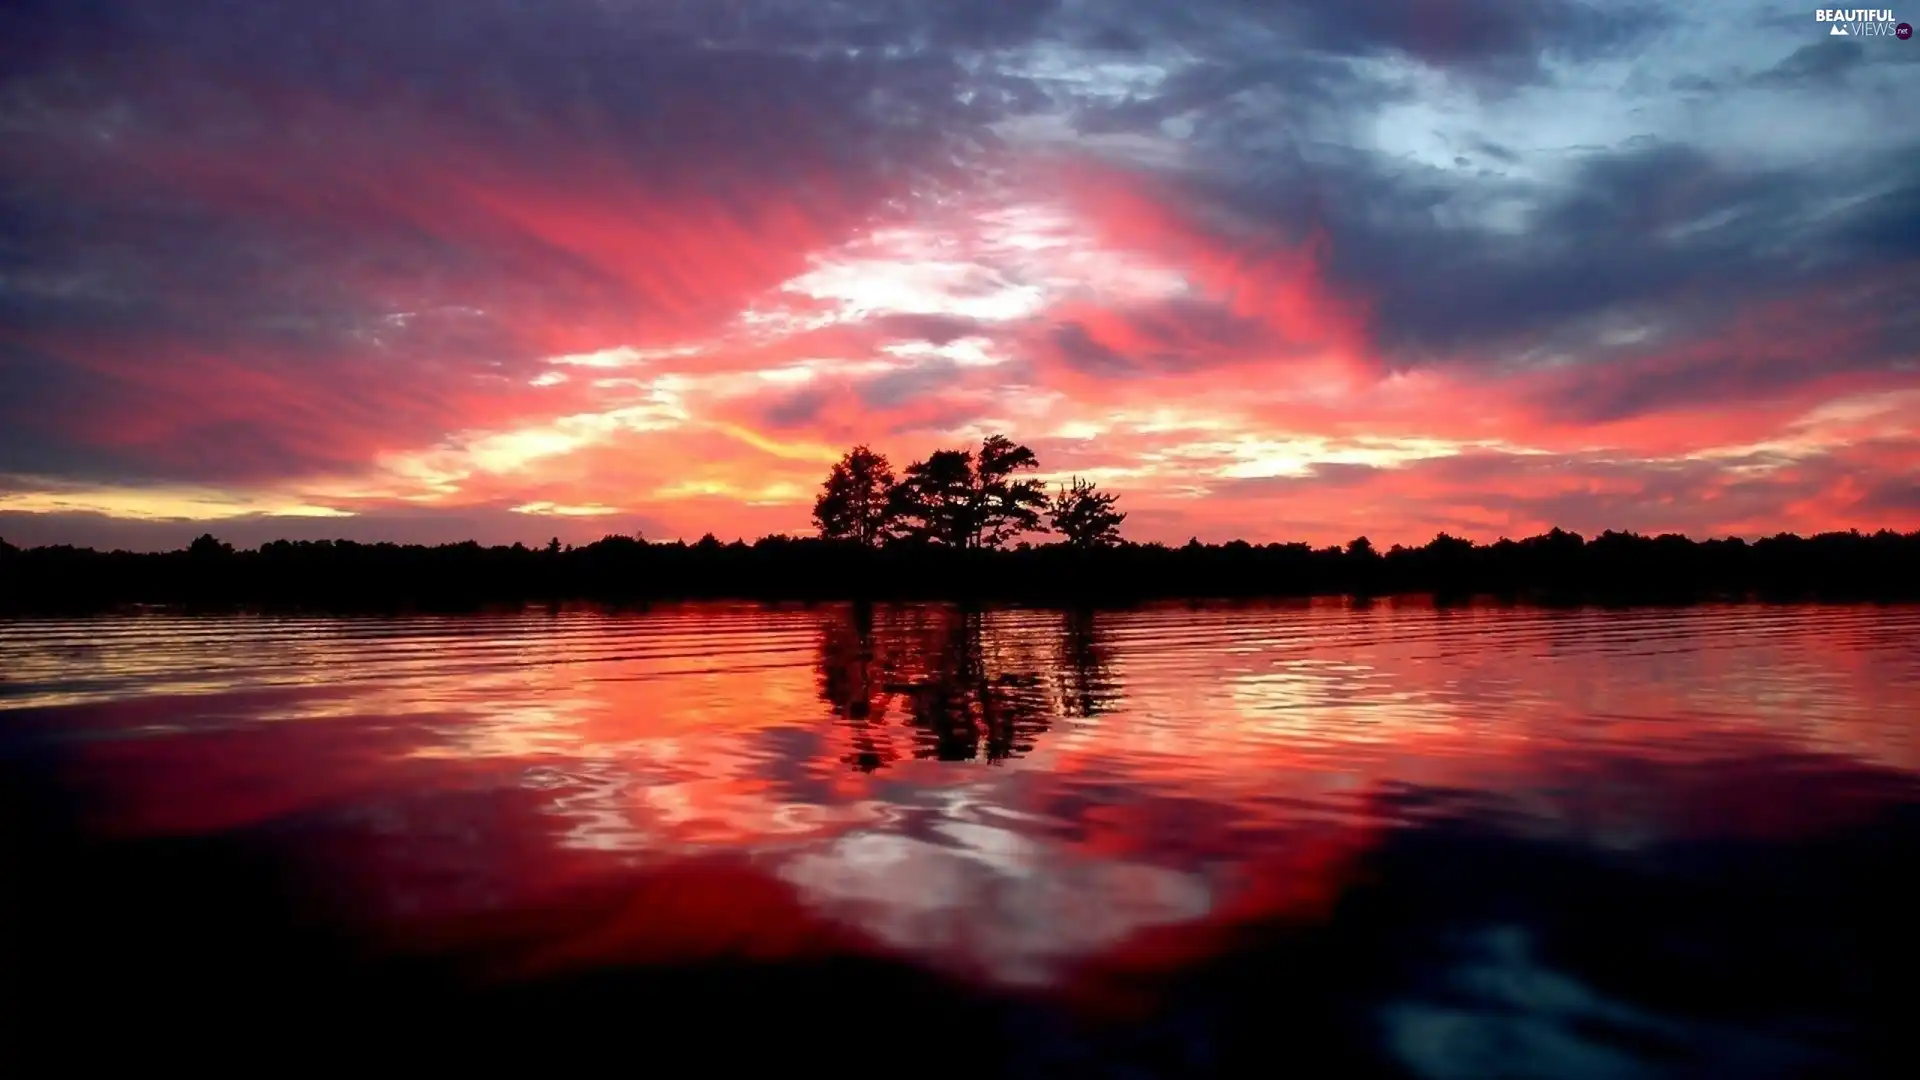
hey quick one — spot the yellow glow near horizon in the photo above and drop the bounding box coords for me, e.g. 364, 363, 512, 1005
653, 479, 808, 504
0, 484, 354, 521
510, 502, 621, 516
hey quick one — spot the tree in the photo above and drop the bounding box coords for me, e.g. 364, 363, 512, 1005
890, 436, 1050, 549
971, 434, 1048, 548
812, 445, 898, 547
1049, 476, 1126, 550
890, 449, 976, 546
187, 533, 233, 559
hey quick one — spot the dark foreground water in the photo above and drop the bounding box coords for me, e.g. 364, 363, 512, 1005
2, 601, 1916, 1076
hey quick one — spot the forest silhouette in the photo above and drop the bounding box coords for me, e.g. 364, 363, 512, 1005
3, 437, 1917, 611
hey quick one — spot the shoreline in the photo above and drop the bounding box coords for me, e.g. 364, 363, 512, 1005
4, 589, 1916, 619
5, 529, 1916, 614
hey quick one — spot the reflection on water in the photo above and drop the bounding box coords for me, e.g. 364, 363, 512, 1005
2, 600, 1917, 1075
819, 606, 1115, 770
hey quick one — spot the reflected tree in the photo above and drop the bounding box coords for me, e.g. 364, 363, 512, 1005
828, 606, 1118, 764
816, 602, 902, 772
880, 608, 1053, 763
1057, 609, 1121, 720
817, 605, 1055, 767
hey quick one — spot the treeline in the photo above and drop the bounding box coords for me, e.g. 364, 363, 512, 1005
3, 440, 1915, 610
2, 526, 1916, 612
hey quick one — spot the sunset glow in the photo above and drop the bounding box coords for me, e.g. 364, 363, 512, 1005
3, 2, 1916, 550
12, 602, 1915, 986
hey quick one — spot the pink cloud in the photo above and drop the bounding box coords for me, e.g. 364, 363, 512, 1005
6, 104, 1916, 547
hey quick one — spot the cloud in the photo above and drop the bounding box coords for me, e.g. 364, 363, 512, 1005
1861, 481, 1920, 514
1255, 0, 1670, 75
2, 0, 1916, 548
0, 506, 666, 553
1750, 38, 1867, 87
0, 0, 1027, 488
1153, 135, 1919, 366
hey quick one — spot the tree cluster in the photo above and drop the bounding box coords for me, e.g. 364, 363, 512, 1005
2, 526, 1915, 613
812, 437, 1125, 550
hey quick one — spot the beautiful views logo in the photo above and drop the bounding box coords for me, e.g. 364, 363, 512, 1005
1815, 8, 1908, 35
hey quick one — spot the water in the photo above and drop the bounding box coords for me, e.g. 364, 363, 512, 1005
3, 600, 1916, 1076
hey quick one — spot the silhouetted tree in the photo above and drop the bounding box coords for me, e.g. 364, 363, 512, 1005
5, 523, 1919, 612
891, 436, 1048, 549
970, 434, 1048, 548
890, 448, 977, 546
187, 533, 233, 559
812, 445, 897, 547
1049, 476, 1126, 549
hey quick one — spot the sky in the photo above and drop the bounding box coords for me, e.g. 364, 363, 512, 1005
1, 0, 1916, 551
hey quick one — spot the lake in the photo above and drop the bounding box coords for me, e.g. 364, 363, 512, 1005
3, 600, 1916, 1076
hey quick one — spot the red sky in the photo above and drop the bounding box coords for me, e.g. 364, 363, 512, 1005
2, 1, 1916, 549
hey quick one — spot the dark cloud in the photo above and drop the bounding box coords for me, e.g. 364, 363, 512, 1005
1145, 130, 1920, 398
866, 314, 995, 346
1526, 273, 1920, 425
1260, 0, 1669, 73
1339, 448, 1913, 540
1013, 3, 1914, 400
920, 0, 1068, 47
858, 360, 965, 409
1823, 177, 1920, 263
1861, 480, 1920, 513
1062, 0, 1665, 78
0, 506, 670, 552
0, 0, 1057, 485
1049, 322, 1132, 376
1535, 143, 1786, 240
1041, 299, 1285, 380
1457, 460, 1841, 537
1668, 73, 1720, 94
1062, 0, 1670, 154
882, 401, 989, 438
1071, 47, 1396, 141
1750, 39, 1868, 87
1467, 137, 1524, 164
758, 388, 831, 431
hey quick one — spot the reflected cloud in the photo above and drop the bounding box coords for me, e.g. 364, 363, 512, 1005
3, 601, 1918, 998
